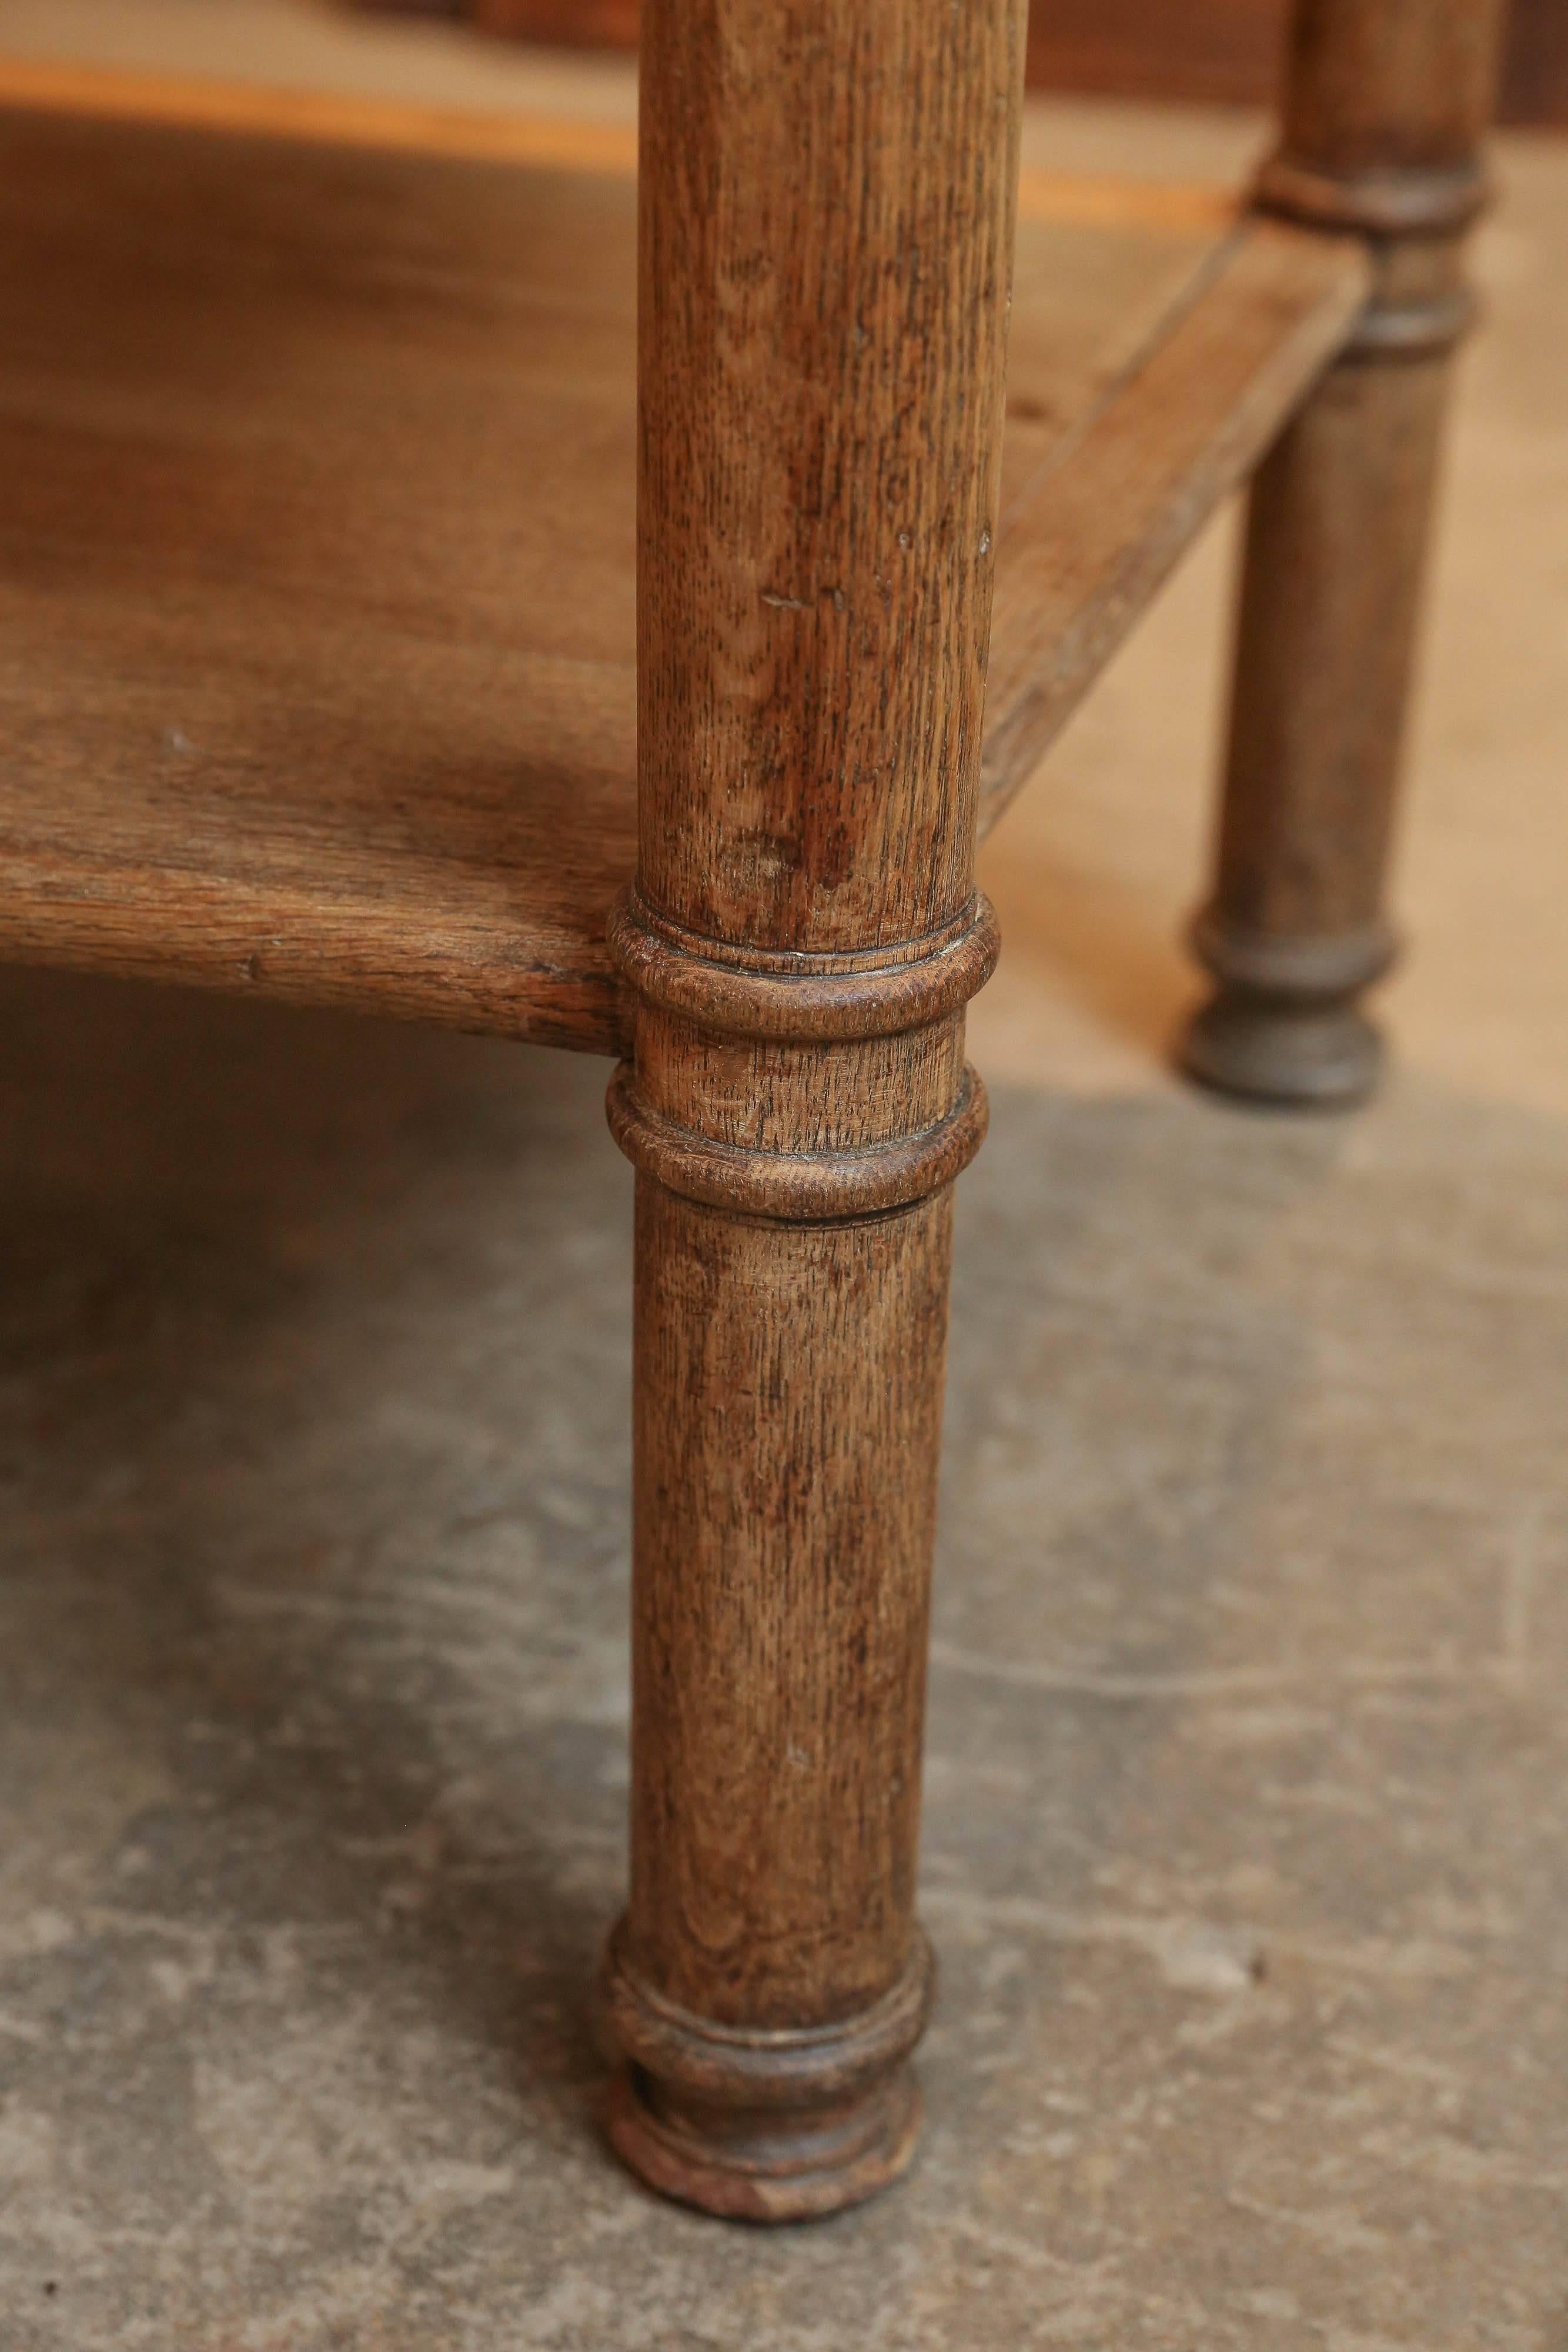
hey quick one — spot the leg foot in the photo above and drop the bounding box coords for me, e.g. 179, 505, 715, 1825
600, 1922, 934, 2223
1179, 990, 1383, 1107
1179, 910, 1394, 1107
606, 2066, 922, 2225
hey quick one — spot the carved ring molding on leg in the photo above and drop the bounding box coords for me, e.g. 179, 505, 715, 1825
600, 1925, 936, 2223
607, 886, 1001, 1044
1254, 153, 1489, 239
606, 1058, 989, 1222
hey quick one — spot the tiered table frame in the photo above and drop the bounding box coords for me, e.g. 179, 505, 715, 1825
0, 0, 1502, 2221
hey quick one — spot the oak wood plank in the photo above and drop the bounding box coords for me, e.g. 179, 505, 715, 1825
0, 91, 640, 1050
0, 53, 1233, 229
0, 67, 1364, 1048
0, 49, 644, 173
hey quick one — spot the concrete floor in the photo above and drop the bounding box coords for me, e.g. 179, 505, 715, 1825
0, 8, 1565, 2348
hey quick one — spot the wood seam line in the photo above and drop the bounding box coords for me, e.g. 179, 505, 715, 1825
1253, 153, 1489, 360
600, 1922, 936, 2117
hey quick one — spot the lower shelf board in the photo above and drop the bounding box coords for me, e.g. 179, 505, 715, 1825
0, 62, 1368, 1053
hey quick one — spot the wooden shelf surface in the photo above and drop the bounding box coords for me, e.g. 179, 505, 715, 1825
0, 64, 1368, 1053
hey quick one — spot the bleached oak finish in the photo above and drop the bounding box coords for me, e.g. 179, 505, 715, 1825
0, 65, 1368, 1054
599, 0, 1025, 2221
1181, 0, 1507, 1103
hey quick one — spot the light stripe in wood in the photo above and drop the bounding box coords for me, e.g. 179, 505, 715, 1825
0, 52, 642, 174
0, 55, 1233, 232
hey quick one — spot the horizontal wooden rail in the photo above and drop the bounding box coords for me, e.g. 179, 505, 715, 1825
981, 217, 1372, 831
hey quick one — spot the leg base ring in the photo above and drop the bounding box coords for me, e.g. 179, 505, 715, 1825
1179, 990, 1385, 1107
606, 2063, 922, 2223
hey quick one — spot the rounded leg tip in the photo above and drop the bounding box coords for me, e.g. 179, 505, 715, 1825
1178, 992, 1385, 1108
599, 1922, 934, 2223
606, 2064, 922, 2224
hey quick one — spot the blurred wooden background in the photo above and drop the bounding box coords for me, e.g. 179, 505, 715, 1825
390, 0, 1564, 126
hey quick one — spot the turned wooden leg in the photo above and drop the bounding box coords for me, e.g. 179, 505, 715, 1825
601, 960, 993, 2219
600, 0, 1024, 2220
1181, 0, 1506, 1105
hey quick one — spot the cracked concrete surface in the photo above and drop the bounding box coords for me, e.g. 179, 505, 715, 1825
0, 7, 1565, 2347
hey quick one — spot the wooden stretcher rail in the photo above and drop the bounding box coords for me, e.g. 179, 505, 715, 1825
980, 218, 1372, 830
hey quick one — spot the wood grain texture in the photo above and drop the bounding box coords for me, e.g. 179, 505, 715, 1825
0, 55, 1228, 228
601, 0, 1024, 2221
626, 1182, 951, 2029
0, 94, 639, 1050
605, 1183, 952, 2209
0, 50, 644, 172
0, 62, 1359, 1055
633, 0, 1019, 954
1182, 0, 1507, 1105
979, 218, 1370, 831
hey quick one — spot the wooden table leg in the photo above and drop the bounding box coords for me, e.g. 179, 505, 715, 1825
600, 0, 1024, 2221
1179, 0, 1506, 1105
